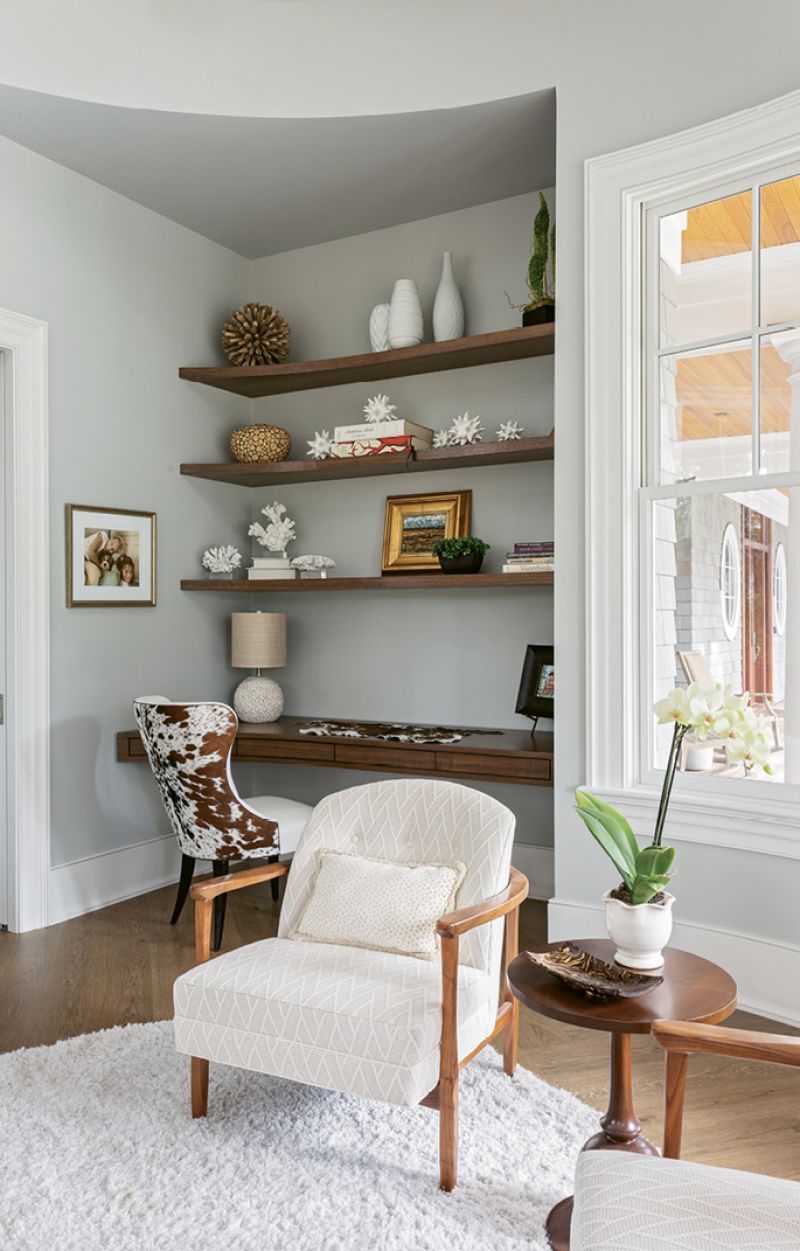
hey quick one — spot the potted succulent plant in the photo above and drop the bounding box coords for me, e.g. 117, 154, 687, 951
576, 683, 774, 970
432, 536, 489, 575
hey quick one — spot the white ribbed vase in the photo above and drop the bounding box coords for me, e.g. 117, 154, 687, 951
388, 279, 423, 348
432, 251, 464, 341
368, 302, 391, 352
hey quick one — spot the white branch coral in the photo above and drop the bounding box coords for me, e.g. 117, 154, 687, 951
363, 393, 398, 423
201, 545, 242, 573
248, 501, 296, 552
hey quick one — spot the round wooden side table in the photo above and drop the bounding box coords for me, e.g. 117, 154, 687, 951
507, 939, 737, 1251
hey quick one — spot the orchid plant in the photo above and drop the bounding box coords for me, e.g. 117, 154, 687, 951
576, 683, 774, 905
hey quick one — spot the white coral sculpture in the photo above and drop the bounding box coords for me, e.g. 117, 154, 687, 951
496, 420, 525, 442
448, 411, 485, 446
248, 501, 297, 552
306, 430, 333, 459
432, 429, 453, 448
290, 554, 336, 571
363, 393, 398, 423
202, 545, 242, 573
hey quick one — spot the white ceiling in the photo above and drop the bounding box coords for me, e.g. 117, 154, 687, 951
0, 85, 555, 258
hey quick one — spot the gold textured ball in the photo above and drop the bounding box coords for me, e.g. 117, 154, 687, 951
230, 424, 292, 464
221, 302, 291, 367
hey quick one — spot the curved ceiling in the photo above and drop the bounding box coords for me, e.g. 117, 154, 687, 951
0, 86, 554, 257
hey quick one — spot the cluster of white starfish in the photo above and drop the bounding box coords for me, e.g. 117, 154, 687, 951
496, 420, 525, 441
363, 393, 398, 423
306, 430, 333, 459
248, 501, 296, 552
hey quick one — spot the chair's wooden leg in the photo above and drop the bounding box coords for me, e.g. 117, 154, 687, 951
502, 905, 520, 1077
191, 1057, 209, 1118
663, 1051, 689, 1159
212, 861, 229, 952
439, 933, 459, 1191
270, 874, 280, 902
170, 854, 196, 925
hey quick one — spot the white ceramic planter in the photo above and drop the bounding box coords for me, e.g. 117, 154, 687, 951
684, 744, 714, 771
603, 890, 675, 970
432, 251, 464, 341
368, 302, 390, 352
388, 279, 424, 348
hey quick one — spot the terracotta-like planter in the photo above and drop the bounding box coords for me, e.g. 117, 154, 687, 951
604, 890, 675, 970
437, 552, 485, 575
522, 303, 555, 327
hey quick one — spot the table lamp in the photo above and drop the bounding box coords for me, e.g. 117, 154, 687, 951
231, 611, 287, 723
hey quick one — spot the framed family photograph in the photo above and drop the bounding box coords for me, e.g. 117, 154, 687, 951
66, 504, 157, 607
515, 644, 555, 729
382, 490, 471, 574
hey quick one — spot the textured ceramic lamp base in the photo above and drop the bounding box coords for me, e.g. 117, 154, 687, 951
233, 675, 285, 723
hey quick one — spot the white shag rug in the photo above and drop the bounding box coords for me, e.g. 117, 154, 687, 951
0, 1020, 599, 1251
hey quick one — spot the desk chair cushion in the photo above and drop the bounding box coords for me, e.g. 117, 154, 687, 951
571, 1151, 800, 1250
246, 795, 312, 857
174, 936, 495, 1106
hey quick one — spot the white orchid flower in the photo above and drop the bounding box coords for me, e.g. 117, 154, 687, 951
727, 726, 774, 774
654, 687, 692, 726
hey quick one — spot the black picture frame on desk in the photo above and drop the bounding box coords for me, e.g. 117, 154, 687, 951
515, 645, 554, 732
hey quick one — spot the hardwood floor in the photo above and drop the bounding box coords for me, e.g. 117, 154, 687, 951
1, 882, 797, 1180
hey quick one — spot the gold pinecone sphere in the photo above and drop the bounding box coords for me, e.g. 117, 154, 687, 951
222, 303, 291, 366
230, 424, 292, 464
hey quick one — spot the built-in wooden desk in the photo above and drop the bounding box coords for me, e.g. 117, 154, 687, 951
116, 715, 553, 788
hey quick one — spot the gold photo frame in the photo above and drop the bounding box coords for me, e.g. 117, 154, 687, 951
381, 490, 472, 574
66, 504, 157, 607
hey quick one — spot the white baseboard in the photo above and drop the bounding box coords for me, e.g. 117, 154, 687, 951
549, 898, 800, 1027
512, 843, 554, 901
49, 834, 186, 925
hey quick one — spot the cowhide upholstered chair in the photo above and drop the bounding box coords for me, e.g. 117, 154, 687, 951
134, 698, 312, 950
173, 777, 528, 1190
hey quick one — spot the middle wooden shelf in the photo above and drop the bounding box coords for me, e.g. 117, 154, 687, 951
181, 571, 553, 593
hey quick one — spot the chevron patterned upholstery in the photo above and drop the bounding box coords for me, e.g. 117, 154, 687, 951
571, 1152, 800, 1250
174, 778, 516, 1106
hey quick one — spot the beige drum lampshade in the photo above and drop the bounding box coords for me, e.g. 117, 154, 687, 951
231, 612, 287, 670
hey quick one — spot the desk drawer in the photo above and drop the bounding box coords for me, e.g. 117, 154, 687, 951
436, 751, 550, 782
335, 744, 437, 772
235, 739, 335, 764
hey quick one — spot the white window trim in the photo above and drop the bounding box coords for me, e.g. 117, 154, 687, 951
720, 523, 741, 642
1, 308, 50, 930
585, 87, 800, 862
773, 541, 787, 636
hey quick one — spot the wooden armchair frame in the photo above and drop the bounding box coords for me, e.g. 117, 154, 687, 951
652, 1018, 800, 1160
188, 860, 529, 1191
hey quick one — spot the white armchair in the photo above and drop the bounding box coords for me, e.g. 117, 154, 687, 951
173, 778, 528, 1190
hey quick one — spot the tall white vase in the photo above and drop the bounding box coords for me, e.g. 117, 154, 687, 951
368, 302, 390, 352
432, 251, 464, 342
388, 279, 423, 349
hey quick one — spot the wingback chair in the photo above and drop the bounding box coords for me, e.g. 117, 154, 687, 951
134, 698, 312, 949
571, 1019, 800, 1248
173, 778, 528, 1190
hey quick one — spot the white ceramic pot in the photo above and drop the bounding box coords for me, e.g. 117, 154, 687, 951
368, 302, 391, 352
684, 744, 714, 771
432, 251, 465, 341
603, 890, 675, 970
388, 279, 424, 348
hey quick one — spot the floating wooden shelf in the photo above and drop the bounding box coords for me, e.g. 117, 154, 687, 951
181, 435, 554, 488
179, 325, 554, 398
181, 572, 553, 593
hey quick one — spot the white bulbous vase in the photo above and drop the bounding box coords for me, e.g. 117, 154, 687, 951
233, 674, 284, 723
604, 890, 675, 970
368, 302, 391, 352
388, 279, 423, 349
432, 251, 465, 342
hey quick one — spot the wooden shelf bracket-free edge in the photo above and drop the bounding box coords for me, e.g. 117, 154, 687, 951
180, 572, 553, 593
179, 325, 554, 398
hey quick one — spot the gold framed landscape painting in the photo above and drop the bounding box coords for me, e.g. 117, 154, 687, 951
66, 504, 157, 607
382, 490, 471, 574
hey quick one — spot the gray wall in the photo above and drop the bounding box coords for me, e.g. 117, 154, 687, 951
0, 133, 252, 866
238, 193, 555, 847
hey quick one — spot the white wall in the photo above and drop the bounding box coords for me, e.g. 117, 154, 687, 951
239, 192, 555, 853
0, 134, 251, 873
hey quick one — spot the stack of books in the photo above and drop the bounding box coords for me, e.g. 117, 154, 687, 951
247, 555, 296, 581
331, 419, 433, 458
502, 542, 554, 574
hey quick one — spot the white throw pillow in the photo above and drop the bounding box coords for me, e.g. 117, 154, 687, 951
289, 849, 466, 960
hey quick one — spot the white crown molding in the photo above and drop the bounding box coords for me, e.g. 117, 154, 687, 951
0, 307, 50, 932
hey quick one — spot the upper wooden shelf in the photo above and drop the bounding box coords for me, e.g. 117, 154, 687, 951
179, 325, 554, 398
181, 571, 553, 593
181, 434, 554, 488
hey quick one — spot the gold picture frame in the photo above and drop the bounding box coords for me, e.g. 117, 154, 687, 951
66, 503, 157, 607
381, 490, 472, 574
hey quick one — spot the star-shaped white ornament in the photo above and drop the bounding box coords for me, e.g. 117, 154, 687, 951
496, 420, 525, 442
306, 430, 333, 459
363, 394, 398, 423
448, 412, 485, 446
432, 429, 453, 448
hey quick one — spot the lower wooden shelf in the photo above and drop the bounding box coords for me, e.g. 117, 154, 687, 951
117, 715, 553, 788
181, 571, 553, 592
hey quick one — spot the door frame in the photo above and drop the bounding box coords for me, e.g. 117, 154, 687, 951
0, 308, 50, 932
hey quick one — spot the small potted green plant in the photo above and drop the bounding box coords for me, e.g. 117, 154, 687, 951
506, 192, 555, 327
431, 536, 489, 575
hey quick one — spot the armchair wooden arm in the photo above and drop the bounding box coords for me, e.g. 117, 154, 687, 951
192, 861, 290, 964
652, 1018, 800, 1159
436, 866, 529, 938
